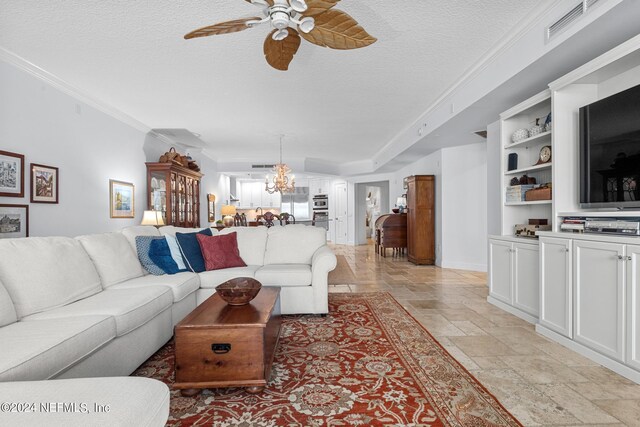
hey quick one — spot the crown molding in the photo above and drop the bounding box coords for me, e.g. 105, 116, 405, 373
0, 46, 155, 135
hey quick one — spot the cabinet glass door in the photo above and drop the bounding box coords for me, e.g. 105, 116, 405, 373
149, 171, 167, 224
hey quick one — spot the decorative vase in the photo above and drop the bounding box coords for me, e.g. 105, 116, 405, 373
512, 129, 529, 143
529, 118, 543, 137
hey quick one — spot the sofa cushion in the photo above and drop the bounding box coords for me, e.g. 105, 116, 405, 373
111, 272, 200, 303
197, 232, 247, 271
77, 233, 145, 287
176, 229, 213, 273
24, 287, 173, 337
199, 265, 261, 289
136, 236, 182, 275
0, 377, 170, 427
0, 280, 17, 327
159, 226, 216, 237
0, 237, 102, 318
255, 264, 312, 287
121, 225, 161, 252
264, 226, 326, 265
0, 315, 116, 381
219, 227, 267, 266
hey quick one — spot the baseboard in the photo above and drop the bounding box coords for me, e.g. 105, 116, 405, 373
440, 260, 487, 272
536, 324, 640, 385
486, 296, 538, 324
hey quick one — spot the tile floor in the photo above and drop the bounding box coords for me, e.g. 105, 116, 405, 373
328, 242, 640, 426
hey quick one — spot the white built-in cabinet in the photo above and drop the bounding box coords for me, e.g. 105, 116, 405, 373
237, 181, 281, 209
627, 245, 640, 371
573, 240, 625, 362
539, 237, 572, 338
488, 237, 539, 322
309, 179, 331, 196
487, 35, 640, 384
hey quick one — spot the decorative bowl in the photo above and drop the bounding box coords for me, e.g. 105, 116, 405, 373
392, 208, 400, 213
511, 129, 529, 143
216, 277, 262, 305
529, 124, 543, 137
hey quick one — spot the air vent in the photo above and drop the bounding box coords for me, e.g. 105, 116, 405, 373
547, 0, 601, 41
251, 164, 276, 169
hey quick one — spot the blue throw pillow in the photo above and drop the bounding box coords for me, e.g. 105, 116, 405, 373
175, 228, 213, 273
149, 238, 181, 274
135, 236, 166, 275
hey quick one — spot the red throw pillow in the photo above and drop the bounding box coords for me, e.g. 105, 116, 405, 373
196, 232, 247, 271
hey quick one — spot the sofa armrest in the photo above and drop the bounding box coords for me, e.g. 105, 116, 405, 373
309, 245, 337, 314
312, 245, 337, 276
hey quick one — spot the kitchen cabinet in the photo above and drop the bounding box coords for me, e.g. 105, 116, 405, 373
488, 237, 539, 321
238, 181, 281, 209
310, 179, 331, 196
539, 237, 572, 338
627, 245, 640, 370
574, 240, 625, 362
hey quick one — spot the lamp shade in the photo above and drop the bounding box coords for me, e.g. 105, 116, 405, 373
221, 205, 237, 216
141, 210, 165, 226
396, 197, 406, 207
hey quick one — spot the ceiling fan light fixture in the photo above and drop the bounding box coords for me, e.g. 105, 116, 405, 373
270, 8, 290, 29
296, 16, 315, 33
289, 0, 308, 13
272, 28, 289, 41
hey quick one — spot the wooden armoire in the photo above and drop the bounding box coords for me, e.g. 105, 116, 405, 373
405, 175, 435, 265
146, 162, 203, 228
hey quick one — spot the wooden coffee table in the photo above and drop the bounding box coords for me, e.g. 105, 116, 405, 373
173, 287, 281, 396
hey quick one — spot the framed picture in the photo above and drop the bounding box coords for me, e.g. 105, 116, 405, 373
30, 163, 59, 203
0, 204, 28, 238
109, 180, 135, 218
0, 150, 24, 198
207, 193, 216, 222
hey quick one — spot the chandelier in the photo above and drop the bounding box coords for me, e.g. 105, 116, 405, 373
265, 136, 295, 194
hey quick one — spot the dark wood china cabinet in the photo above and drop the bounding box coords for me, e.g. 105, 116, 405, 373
146, 162, 203, 228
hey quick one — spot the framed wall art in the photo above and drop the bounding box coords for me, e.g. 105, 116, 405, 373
207, 193, 216, 222
0, 150, 25, 198
109, 180, 135, 218
30, 163, 59, 203
0, 204, 28, 238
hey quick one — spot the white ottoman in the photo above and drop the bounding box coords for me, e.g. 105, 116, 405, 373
0, 377, 169, 426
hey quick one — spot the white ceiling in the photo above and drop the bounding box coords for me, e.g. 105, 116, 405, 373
0, 0, 548, 166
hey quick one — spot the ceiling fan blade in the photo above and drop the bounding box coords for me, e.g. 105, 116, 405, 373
304, 0, 340, 17
264, 29, 301, 71
300, 9, 376, 50
244, 0, 274, 6
184, 17, 261, 39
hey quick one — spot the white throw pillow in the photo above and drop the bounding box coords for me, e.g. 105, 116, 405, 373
77, 233, 145, 288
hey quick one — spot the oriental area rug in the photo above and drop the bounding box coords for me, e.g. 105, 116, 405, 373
133, 292, 521, 426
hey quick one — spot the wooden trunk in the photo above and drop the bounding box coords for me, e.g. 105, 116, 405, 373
406, 175, 435, 265
174, 287, 281, 393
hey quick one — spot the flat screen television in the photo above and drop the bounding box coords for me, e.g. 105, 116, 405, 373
580, 83, 640, 209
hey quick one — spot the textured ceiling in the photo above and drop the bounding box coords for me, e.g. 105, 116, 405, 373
0, 0, 548, 165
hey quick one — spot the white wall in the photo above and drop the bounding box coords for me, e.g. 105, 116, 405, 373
486, 120, 501, 236
0, 59, 222, 236
440, 144, 487, 271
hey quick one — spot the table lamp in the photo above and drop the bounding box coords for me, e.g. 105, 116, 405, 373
221, 205, 237, 227
141, 210, 165, 227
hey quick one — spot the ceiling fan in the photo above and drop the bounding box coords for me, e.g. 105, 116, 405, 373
184, 0, 377, 71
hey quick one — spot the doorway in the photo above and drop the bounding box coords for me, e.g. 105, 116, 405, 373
355, 181, 389, 245
334, 182, 348, 244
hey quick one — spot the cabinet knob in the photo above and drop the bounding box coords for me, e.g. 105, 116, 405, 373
617, 255, 624, 260
628, 256, 633, 261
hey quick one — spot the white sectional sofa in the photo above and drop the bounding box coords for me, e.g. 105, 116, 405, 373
0, 224, 336, 384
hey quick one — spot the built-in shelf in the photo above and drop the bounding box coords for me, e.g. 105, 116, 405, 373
559, 211, 640, 218
505, 163, 552, 175
504, 131, 552, 149
505, 200, 553, 206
